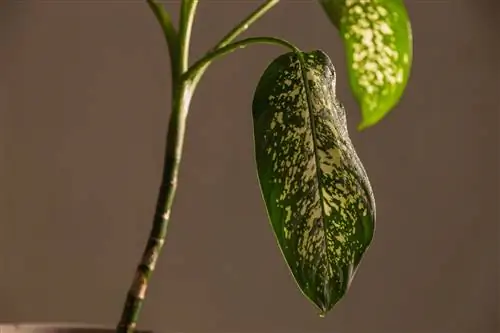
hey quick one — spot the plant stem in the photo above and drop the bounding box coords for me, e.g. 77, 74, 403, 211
178, 0, 199, 72
184, 36, 299, 83
146, 0, 180, 81
216, 0, 280, 49
116, 0, 198, 331
116, 84, 193, 333
116, 1, 286, 332
189, 0, 281, 88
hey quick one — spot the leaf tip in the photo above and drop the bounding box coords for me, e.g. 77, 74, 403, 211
357, 121, 371, 131
357, 88, 408, 130
357, 106, 386, 130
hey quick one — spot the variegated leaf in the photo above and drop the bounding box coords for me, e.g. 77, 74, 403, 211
320, 0, 413, 129
252, 50, 375, 315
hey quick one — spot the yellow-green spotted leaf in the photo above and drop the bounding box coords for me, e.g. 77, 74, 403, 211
252, 50, 375, 314
320, 0, 413, 129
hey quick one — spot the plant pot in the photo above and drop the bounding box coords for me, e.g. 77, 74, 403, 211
0, 323, 151, 333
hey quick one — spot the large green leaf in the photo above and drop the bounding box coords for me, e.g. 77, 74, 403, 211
252, 50, 376, 314
320, 0, 413, 129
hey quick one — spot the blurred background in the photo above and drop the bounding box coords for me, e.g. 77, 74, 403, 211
0, 1, 498, 332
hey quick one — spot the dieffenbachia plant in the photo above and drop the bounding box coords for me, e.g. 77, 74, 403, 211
116, 0, 412, 332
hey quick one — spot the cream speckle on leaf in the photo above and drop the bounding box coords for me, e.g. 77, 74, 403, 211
252, 50, 376, 315
319, 0, 413, 129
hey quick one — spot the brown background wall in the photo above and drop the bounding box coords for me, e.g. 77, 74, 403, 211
0, 1, 498, 332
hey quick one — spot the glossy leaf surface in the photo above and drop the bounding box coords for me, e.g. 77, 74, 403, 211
252, 50, 376, 314
320, 0, 413, 129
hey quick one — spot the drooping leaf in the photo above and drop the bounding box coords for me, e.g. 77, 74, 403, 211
319, 0, 413, 129
252, 50, 376, 315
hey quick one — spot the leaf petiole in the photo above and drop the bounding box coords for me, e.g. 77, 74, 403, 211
215, 0, 280, 49
178, 0, 199, 73
146, 0, 180, 81
183, 36, 300, 83
186, 0, 281, 88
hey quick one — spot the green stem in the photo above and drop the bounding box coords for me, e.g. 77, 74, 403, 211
115, 1, 198, 332
215, 0, 280, 49
116, 1, 287, 332
178, 0, 199, 72
116, 84, 193, 333
184, 36, 299, 83
188, 0, 281, 89
146, 0, 180, 81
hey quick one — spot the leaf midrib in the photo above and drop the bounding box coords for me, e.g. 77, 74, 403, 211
296, 52, 332, 305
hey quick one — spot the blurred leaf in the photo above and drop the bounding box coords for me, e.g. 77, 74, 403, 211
252, 50, 376, 315
320, 0, 413, 129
